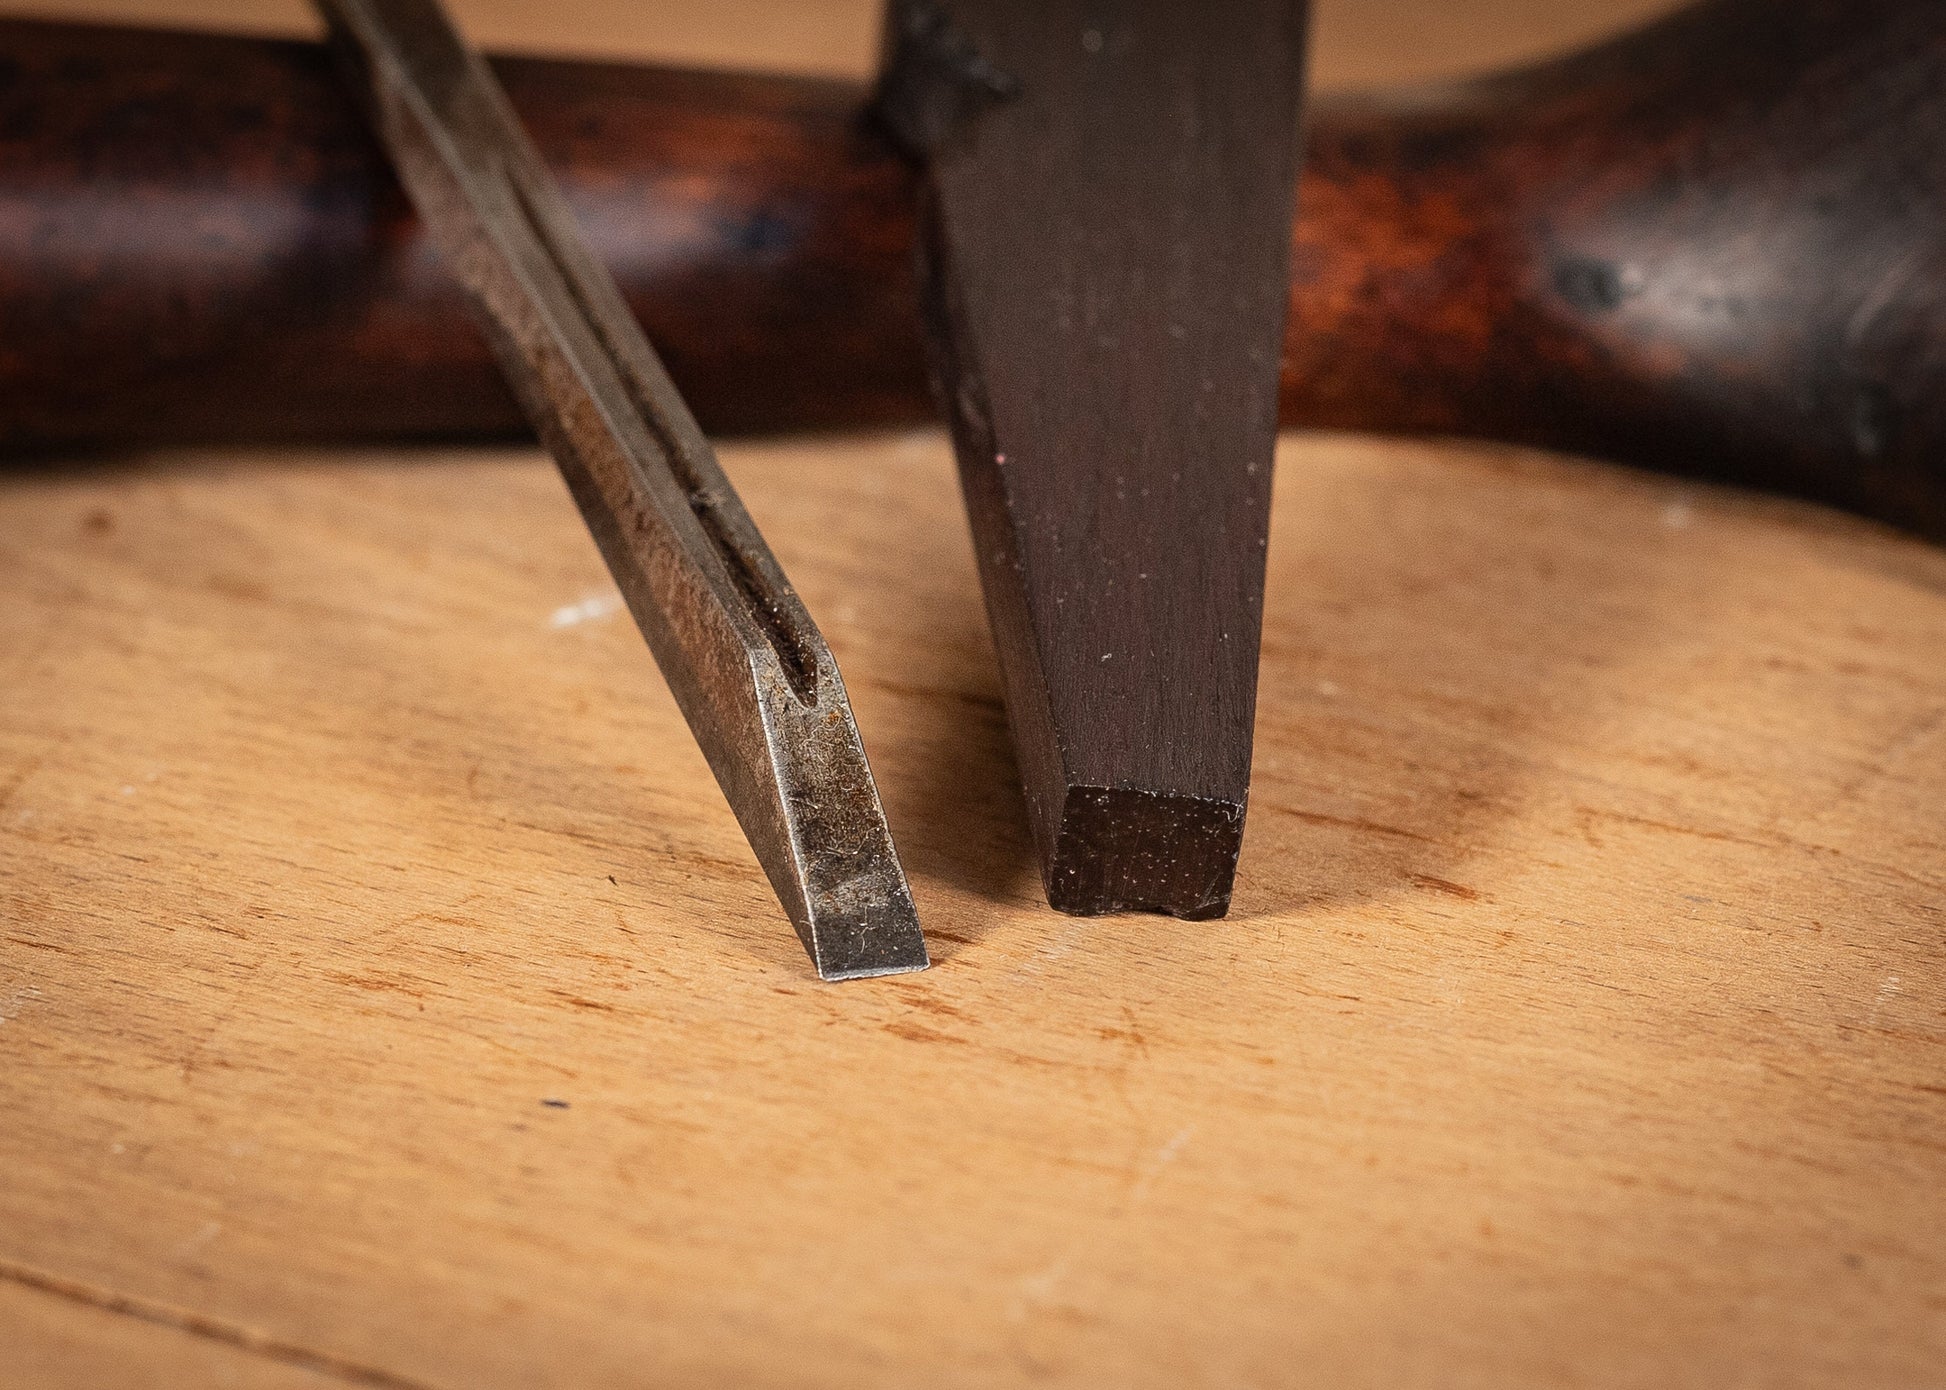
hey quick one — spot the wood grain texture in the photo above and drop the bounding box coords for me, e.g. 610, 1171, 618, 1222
3, 1, 1944, 1386
5, 432, 1944, 1387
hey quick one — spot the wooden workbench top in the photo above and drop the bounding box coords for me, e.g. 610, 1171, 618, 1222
4, 2, 1942, 1387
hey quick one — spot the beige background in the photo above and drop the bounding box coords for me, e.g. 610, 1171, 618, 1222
5, 0, 1680, 83
3, 2, 1942, 1388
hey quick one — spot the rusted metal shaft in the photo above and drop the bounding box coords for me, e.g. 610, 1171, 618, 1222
313, 0, 927, 979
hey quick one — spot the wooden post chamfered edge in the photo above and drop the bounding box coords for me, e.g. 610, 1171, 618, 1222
878, 0, 1312, 918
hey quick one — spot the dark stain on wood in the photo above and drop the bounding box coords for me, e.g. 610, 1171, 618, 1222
883, 1019, 969, 1045
1408, 873, 1483, 902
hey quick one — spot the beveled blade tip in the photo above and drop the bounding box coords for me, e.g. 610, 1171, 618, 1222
809, 895, 931, 981
819, 954, 932, 983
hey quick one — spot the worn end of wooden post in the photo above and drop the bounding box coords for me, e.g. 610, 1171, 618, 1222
1043, 786, 1245, 919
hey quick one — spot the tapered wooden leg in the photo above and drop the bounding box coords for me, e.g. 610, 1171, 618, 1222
878, 0, 1312, 917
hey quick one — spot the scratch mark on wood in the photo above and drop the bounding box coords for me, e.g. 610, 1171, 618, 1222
550, 991, 616, 1013
0, 1255, 448, 1390
1129, 1125, 1196, 1204
1409, 873, 1484, 901
0, 756, 43, 816
1265, 805, 1440, 845
883, 1019, 968, 1045
547, 591, 623, 629
0, 986, 44, 1023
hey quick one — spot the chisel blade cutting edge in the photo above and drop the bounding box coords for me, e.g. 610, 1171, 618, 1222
315, 0, 928, 980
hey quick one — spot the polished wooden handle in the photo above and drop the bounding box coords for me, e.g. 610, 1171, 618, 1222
0, 0, 1940, 538
1298, 0, 1946, 539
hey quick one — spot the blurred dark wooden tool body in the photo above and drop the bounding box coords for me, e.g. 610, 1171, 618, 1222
0, 0, 1941, 541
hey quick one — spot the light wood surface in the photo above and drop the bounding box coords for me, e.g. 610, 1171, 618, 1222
3, 2, 1943, 1388
4, 0, 1682, 86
